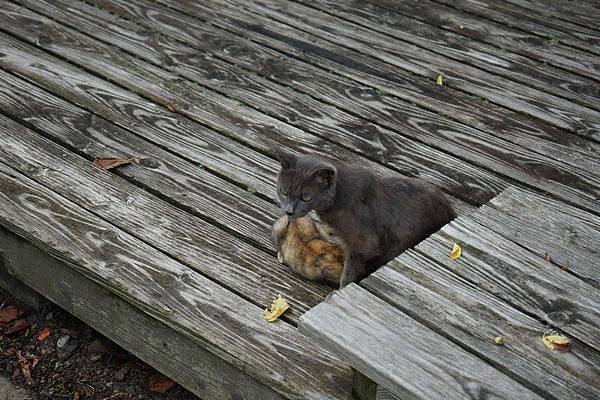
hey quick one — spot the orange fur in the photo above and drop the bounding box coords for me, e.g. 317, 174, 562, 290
272, 215, 344, 287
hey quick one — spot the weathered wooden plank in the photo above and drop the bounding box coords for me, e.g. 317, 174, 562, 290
500, 0, 600, 31
431, 0, 600, 53
86, 0, 600, 173
471, 187, 600, 288
414, 215, 600, 353
0, 161, 352, 400
220, 0, 600, 135
0, 68, 279, 251
0, 63, 291, 276
0, 227, 285, 400
300, 284, 544, 400
374, 0, 600, 80
363, 256, 600, 400
0, 114, 329, 321
26, 0, 600, 215
0, 1, 498, 207
297, 0, 600, 112
375, 387, 402, 400
0, 13, 280, 200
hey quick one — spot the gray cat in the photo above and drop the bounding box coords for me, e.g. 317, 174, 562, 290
274, 149, 456, 288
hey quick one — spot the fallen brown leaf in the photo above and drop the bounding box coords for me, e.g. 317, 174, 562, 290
72, 391, 81, 400
93, 158, 134, 170
0, 305, 20, 323
166, 102, 176, 112
148, 374, 176, 393
36, 326, 51, 341
17, 351, 33, 385
5, 319, 29, 335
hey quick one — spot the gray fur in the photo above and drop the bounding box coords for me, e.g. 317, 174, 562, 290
274, 149, 456, 287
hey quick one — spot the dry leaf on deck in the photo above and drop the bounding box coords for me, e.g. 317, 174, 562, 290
263, 295, 290, 322
0, 305, 20, 323
449, 242, 462, 260
36, 326, 51, 341
494, 336, 504, 345
166, 102, 176, 112
148, 374, 176, 393
436, 74, 444, 85
542, 330, 570, 352
93, 158, 134, 170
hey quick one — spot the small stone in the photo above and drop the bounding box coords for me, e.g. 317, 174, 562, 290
57, 335, 70, 348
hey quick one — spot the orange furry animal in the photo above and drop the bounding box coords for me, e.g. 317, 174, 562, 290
271, 214, 344, 287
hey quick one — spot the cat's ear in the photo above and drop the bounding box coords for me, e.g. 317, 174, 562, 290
313, 166, 336, 187
273, 148, 296, 170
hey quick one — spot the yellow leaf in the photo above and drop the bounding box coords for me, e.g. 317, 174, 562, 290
436, 74, 444, 85
263, 295, 289, 322
542, 330, 570, 352
449, 242, 462, 260
494, 336, 504, 345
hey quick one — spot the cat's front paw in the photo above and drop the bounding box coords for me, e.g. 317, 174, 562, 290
277, 251, 285, 264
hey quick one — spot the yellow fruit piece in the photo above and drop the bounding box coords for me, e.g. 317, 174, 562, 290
495, 336, 504, 345
436, 74, 444, 85
542, 330, 570, 352
450, 242, 462, 260
263, 295, 290, 322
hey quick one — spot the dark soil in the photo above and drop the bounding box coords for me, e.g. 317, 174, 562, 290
0, 288, 197, 400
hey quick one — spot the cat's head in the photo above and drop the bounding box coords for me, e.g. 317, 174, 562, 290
274, 149, 337, 219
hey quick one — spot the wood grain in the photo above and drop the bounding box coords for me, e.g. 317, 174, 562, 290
0, 161, 352, 400
0, 10, 280, 200
431, 0, 600, 54
0, 68, 280, 251
19, 0, 597, 216
89, 0, 600, 174
375, 0, 600, 80
499, 0, 600, 32
0, 227, 285, 400
2, 0, 496, 208
375, 387, 402, 400
300, 284, 544, 400
363, 256, 600, 400
0, 114, 331, 321
297, 0, 600, 112
414, 214, 600, 353
221, 0, 600, 136
472, 187, 600, 288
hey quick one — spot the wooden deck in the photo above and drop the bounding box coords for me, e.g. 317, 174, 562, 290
301, 187, 600, 399
0, 0, 598, 398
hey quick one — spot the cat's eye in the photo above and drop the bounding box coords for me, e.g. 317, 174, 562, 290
302, 193, 312, 202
